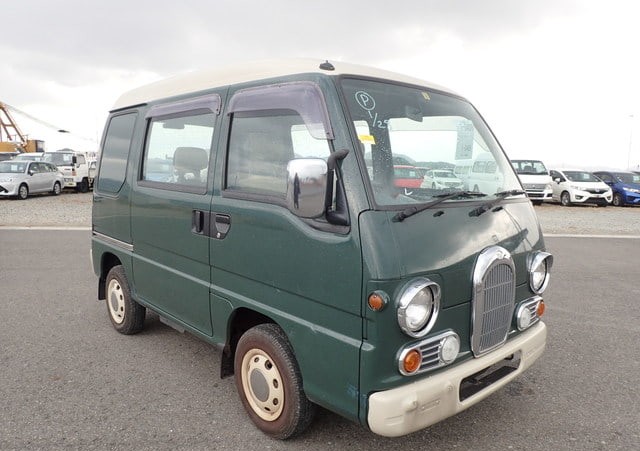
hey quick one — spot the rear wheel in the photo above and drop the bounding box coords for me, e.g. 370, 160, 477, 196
560, 191, 572, 206
234, 323, 315, 440
105, 265, 145, 334
17, 184, 28, 200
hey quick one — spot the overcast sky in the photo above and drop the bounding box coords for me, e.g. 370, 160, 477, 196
3, 0, 639, 169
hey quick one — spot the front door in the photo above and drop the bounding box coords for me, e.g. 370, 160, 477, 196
130, 94, 221, 335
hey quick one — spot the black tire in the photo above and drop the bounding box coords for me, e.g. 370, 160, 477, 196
77, 178, 89, 193
105, 265, 145, 334
612, 193, 624, 207
532, 200, 543, 206
17, 183, 28, 200
234, 323, 315, 440
52, 182, 62, 196
560, 191, 572, 206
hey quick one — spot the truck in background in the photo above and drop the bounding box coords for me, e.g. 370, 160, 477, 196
42, 148, 97, 192
510, 159, 553, 205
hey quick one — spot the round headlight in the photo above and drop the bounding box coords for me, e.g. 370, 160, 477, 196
529, 252, 553, 294
397, 278, 441, 338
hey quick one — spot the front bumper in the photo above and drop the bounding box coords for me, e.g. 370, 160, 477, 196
622, 190, 640, 204
0, 182, 18, 196
524, 189, 552, 200
570, 190, 611, 204
367, 321, 546, 437
63, 177, 78, 188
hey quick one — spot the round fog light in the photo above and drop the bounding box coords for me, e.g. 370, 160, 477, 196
439, 335, 460, 364
517, 306, 534, 330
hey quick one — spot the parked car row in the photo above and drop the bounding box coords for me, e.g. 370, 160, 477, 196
0, 149, 97, 200
509, 158, 640, 207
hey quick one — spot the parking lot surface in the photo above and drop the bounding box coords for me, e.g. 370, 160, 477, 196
1, 212, 639, 449
1, 193, 639, 236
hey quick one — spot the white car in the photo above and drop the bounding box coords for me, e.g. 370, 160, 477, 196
421, 169, 464, 190
549, 169, 612, 206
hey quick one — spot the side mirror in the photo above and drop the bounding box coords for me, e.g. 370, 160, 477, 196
554, 177, 561, 183
72, 156, 78, 165
286, 159, 328, 218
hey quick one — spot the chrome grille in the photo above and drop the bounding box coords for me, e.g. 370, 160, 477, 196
471, 246, 516, 356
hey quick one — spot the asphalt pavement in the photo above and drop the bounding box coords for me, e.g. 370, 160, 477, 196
0, 230, 638, 450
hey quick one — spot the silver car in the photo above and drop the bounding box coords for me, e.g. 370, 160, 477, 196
0, 161, 65, 200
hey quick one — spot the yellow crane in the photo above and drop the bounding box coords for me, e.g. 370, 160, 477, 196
0, 101, 44, 153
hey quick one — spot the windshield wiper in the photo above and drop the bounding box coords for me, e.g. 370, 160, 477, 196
468, 189, 526, 217
393, 190, 487, 222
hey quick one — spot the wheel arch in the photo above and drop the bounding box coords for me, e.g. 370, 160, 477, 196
98, 252, 123, 300
220, 307, 277, 379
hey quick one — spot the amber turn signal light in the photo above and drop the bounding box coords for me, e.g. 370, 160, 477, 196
367, 291, 387, 311
536, 300, 545, 317
403, 349, 422, 374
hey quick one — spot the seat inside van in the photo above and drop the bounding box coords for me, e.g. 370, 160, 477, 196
173, 146, 208, 184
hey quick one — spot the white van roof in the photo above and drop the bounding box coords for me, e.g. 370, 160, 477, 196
112, 58, 457, 110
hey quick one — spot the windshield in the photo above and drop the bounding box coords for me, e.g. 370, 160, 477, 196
613, 172, 640, 184
43, 152, 74, 166
511, 160, 548, 175
0, 161, 27, 173
340, 79, 521, 206
564, 171, 600, 182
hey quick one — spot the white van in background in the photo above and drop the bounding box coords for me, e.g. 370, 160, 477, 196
510, 159, 553, 205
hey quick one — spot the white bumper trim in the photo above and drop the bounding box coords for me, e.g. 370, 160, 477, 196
367, 321, 546, 437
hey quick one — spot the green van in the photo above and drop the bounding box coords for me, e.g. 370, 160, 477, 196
91, 59, 552, 439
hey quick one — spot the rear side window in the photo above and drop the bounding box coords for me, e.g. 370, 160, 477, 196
140, 94, 220, 193
141, 112, 215, 190
98, 113, 137, 194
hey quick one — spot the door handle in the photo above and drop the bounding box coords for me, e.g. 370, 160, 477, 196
213, 213, 231, 239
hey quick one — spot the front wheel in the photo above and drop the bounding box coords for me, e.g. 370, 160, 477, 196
612, 193, 624, 207
76, 178, 89, 193
105, 265, 145, 334
560, 191, 572, 206
17, 184, 29, 200
52, 182, 62, 196
234, 323, 315, 440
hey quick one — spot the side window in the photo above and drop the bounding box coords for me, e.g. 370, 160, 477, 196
76, 155, 86, 165
226, 110, 331, 197
98, 113, 137, 194
141, 111, 215, 191
29, 163, 40, 173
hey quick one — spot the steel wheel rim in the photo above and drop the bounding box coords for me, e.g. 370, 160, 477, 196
107, 279, 125, 324
241, 348, 285, 422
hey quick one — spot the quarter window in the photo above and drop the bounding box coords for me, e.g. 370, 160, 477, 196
97, 113, 137, 194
